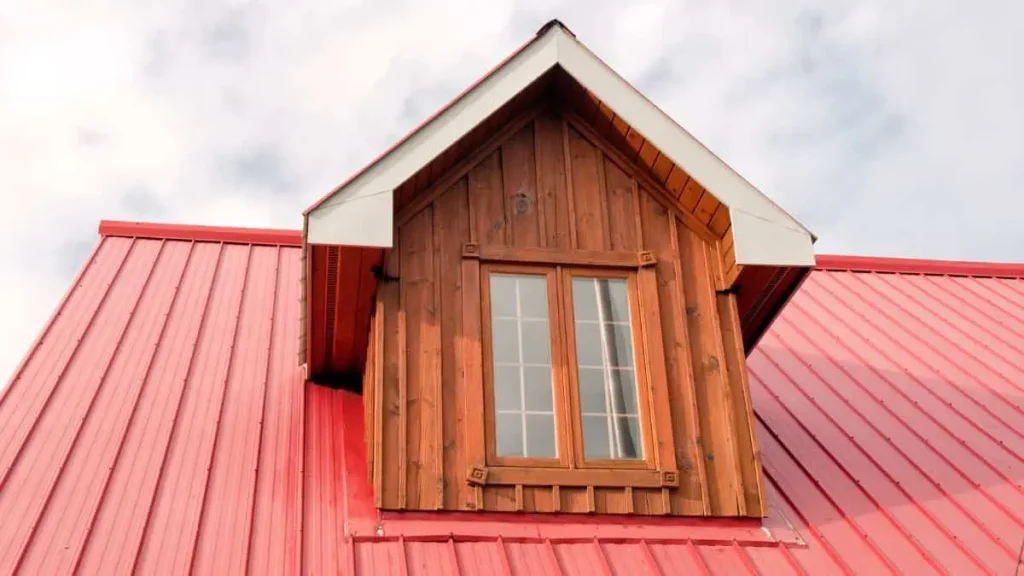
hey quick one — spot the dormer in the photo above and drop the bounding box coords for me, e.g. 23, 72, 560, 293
300, 21, 815, 517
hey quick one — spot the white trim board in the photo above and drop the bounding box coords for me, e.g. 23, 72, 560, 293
306, 24, 815, 267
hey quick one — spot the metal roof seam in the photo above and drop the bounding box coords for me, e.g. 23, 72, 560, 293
873, 273, 1024, 393
945, 277, 1024, 332
900, 274, 1024, 375
750, 353, 949, 574
69, 240, 198, 574
0, 239, 104, 404
749, 379, 905, 574
811, 273, 1024, 458
831, 272, 1024, 448
10, 239, 165, 575
763, 319, 1004, 569
783, 294, 1024, 532
241, 245, 284, 576
920, 275, 1024, 342
184, 244, 256, 575
127, 242, 227, 575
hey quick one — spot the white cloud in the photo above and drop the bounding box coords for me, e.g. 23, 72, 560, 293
1, 0, 1022, 381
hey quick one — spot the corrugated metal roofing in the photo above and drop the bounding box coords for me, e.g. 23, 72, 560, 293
0, 222, 1022, 575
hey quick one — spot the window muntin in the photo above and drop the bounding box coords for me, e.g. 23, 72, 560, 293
571, 277, 642, 460
488, 273, 558, 459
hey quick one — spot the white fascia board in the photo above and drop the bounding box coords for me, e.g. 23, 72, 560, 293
730, 209, 816, 267
307, 32, 560, 246
553, 33, 816, 267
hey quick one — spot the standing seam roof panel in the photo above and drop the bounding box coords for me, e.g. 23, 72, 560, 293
1, 226, 1023, 575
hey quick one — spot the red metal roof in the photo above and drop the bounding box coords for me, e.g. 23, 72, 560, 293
1, 221, 1022, 575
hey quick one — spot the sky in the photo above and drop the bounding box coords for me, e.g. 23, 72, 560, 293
0, 0, 1021, 381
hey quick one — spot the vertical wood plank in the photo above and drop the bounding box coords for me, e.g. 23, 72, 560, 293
502, 124, 541, 248
677, 222, 744, 516
535, 113, 571, 249
637, 265, 678, 473
603, 158, 640, 251
435, 178, 472, 509
639, 192, 708, 515
460, 255, 485, 509
718, 292, 767, 516
379, 276, 402, 508
363, 309, 375, 486
561, 119, 579, 249
400, 207, 440, 510
371, 298, 385, 505
566, 125, 608, 250
469, 150, 508, 246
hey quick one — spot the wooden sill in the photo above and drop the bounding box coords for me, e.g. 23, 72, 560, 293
463, 243, 656, 268
468, 465, 679, 488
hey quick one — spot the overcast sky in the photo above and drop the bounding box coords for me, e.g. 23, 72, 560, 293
1, 1, 1021, 381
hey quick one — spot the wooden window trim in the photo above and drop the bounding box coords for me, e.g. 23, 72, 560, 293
464, 243, 656, 269
480, 263, 571, 469
467, 466, 680, 488
561, 267, 657, 470
471, 250, 678, 490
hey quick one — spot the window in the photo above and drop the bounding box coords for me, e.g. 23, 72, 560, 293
475, 247, 675, 486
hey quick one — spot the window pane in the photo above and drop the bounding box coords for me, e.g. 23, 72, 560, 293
520, 320, 551, 364
574, 323, 603, 367
578, 367, 607, 414
613, 416, 642, 459
613, 370, 638, 415
490, 275, 518, 318
571, 275, 643, 461
518, 276, 549, 318
523, 366, 553, 412
572, 278, 600, 321
494, 365, 521, 411
489, 272, 556, 460
582, 415, 611, 460
606, 279, 630, 323
610, 324, 633, 367
492, 319, 519, 364
525, 413, 557, 458
496, 413, 524, 457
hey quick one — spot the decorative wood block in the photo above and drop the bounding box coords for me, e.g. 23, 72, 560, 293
462, 243, 481, 258
467, 465, 489, 486
660, 470, 680, 487
638, 250, 656, 267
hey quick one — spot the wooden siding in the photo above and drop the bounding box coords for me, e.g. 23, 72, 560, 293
364, 107, 765, 517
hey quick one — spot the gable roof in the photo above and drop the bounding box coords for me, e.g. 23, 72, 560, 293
0, 220, 1020, 574
304, 20, 815, 268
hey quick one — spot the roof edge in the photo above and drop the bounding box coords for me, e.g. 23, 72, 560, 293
99, 220, 303, 247
816, 254, 1024, 278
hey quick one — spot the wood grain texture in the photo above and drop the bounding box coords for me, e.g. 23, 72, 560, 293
502, 123, 542, 248
368, 105, 763, 517
435, 179, 471, 509
535, 112, 572, 249
566, 125, 607, 250
639, 195, 708, 515
677, 223, 745, 516
399, 207, 440, 510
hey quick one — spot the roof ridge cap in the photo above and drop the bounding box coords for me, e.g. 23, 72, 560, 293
98, 220, 302, 247
816, 254, 1024, 278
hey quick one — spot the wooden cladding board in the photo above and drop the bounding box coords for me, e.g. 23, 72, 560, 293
364, 109, 765, 517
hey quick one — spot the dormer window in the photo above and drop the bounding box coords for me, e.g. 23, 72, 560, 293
470, 246, 677, 490
485, 267, 649, 466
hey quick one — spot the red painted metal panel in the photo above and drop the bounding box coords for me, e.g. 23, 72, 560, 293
1, 223, 1022, 575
